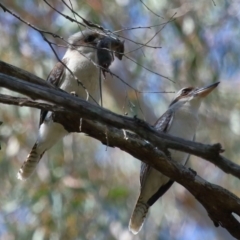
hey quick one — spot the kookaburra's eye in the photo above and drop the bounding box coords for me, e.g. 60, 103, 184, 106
85, 35, 96, 43
182, 88, 191, 95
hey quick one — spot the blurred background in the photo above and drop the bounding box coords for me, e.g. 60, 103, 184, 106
0, 0, 239, 239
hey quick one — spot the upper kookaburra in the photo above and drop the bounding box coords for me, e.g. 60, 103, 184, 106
129, 82, 220, 234
17, 30, 124, 180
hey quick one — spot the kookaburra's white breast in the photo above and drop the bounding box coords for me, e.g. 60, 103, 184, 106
168, 107, 199, 164
60, 50, 100, 104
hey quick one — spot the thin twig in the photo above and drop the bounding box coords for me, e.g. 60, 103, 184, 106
113, 32, 163, 49
113, 22, 172, 33
139, 0, 164, 19
125, 12, 177, 55
0, 3, 63, 39
60, 0, 106, 31
124, 55, 174, 82
138, 90, 175, 94
68, 0, 83, 30
43, 0, 86, 27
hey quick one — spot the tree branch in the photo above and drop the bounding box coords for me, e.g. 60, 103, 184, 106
0, 61, 239, 179
0, 61, 240, 238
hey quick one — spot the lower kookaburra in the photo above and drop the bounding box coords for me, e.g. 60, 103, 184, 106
17, 30, 124, 180
129, 82, 220, 234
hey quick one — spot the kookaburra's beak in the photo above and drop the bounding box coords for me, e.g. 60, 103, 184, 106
194, 82, 220, 98
97, 36, 124, 73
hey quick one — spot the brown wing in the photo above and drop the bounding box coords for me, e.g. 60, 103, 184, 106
154, 109, 174, 132
140, 110, 174, 185
39, 59, 68, 126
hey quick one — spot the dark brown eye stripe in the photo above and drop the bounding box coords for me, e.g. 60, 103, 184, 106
169, 87, 194, 106
84, 33, 99, 43
181, 87, 194, 95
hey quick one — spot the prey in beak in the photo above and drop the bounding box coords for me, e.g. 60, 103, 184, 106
96, 35, 124, 106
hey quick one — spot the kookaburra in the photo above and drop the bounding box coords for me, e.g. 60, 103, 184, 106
18, 30, 124, 180
129, 82, 220, 234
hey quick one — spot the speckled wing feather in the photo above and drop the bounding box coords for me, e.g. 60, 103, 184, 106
154, 109, 174, 132
140, 110, 174, 186
39, 59, 68, 125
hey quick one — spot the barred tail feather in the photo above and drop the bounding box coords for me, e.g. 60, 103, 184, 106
129, 200, 149, 235
17, 144, 44, 180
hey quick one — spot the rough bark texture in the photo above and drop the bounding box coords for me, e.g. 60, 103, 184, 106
0, 60, 240, 239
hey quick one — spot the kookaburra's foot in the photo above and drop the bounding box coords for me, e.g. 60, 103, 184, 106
188, 168, 197, 177
133, 115, 151, 129
70, 91, 78, 97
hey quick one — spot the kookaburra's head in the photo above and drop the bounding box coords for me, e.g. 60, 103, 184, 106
169, 82, 220, 111
68, 30, 102, 53
67, 30, 124, 61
